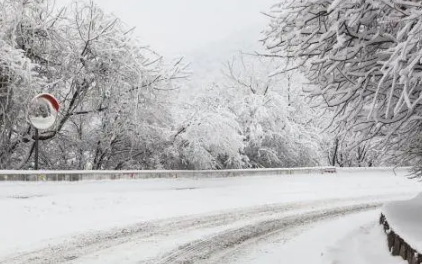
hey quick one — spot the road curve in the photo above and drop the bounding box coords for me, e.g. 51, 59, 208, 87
0, 197, 386, 264
142, 203, 379, 264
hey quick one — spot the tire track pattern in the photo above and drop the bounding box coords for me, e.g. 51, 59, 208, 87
0, 201, 315, 264
146, 203, 380, 264
0, 201, 380, 264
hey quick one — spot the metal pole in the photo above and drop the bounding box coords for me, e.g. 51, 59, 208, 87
34, 128, 39, 170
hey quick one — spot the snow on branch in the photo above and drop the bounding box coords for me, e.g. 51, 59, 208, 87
264, 0, 422, 157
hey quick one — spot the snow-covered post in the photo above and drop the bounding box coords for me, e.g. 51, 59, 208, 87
28, 94, 59, 171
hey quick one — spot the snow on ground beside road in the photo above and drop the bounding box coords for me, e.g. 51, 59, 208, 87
0, 169, 420, 260
323, 213, 407, 264
383, 192, 422, 253
219, 211, 406, 264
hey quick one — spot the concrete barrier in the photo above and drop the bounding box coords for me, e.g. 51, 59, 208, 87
0, 167, 411, 182
0, 167, 340, 181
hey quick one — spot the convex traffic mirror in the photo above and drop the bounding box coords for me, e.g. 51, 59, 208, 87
28, 93, 59, 130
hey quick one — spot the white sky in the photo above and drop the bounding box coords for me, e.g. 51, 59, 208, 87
86, 0, 278, 85
92, 0, 276, 56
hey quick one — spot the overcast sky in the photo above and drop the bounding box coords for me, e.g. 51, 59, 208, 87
92, 0, 276, 56
86, 0, 278, 85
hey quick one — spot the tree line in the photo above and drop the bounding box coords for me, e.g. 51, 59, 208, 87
2, 0, 414, 170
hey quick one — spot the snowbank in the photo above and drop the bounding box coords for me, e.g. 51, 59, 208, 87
382, 192, 422, 261
225, 211, 407, 264
324, 219, 407, 264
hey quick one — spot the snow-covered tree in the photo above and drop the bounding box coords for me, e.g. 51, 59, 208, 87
264, 0, 422, 165
0, 0, 186, 169
326, 132, 383, 167
174, 54, 324, 170
0, 37, 42, 168
223, 55, 323, 168
171, 105, 246, 170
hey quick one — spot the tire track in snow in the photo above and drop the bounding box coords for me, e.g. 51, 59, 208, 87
1, 202, 304, 264
144, 203, 380, 264
0, 198, 385, 264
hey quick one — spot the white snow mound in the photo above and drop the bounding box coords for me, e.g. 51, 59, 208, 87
383, 192, 422, 253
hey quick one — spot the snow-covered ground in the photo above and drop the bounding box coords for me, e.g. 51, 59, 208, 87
222, 211, 407, 264
0, 169, 419, 264
383, 192, 422, 253
321, 212, 407, 264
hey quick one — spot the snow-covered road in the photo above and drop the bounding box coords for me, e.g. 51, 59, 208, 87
0, 169, 419, 264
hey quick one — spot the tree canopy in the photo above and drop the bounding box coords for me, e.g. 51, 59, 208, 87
0, 0, 185, 169
0, 0, 393, 170
264, 0, 422, 163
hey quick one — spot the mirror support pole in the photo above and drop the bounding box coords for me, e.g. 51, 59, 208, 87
34, 128, 39, 170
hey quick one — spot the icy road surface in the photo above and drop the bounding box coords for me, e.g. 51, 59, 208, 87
0, 169, 419, 264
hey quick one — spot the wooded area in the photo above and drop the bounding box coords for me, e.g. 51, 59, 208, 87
1, 0, 419, 170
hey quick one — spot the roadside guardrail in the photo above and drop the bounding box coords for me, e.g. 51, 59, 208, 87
0, 167, 410, 181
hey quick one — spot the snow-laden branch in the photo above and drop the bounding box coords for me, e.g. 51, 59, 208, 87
264, 0, 422, 163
